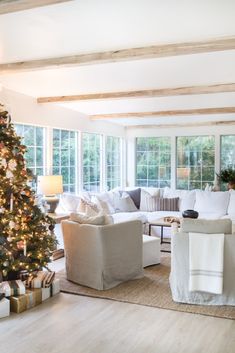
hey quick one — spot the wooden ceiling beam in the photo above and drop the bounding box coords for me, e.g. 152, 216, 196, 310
37, 83, 235, 103
0, 0, 72, 15
1, 37, 235, 74
126, 120, 235, 129
91, 107, 235, 120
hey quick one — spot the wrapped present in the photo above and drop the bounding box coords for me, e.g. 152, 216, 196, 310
0, 298, 10, 319
41, 279, 60, 301
26, 271, 55, 288
0, 280, 26, 297
10, 288, 42, 314
11, 280, 60, 313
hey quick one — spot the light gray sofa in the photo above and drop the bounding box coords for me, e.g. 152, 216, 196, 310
61, 219, 144, 290
170, 218, 235, 305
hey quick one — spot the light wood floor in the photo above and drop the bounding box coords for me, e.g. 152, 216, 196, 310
1, 257, 235, 353
1, 290, 235, 353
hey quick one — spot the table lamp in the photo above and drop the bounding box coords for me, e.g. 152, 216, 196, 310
37, 175, 63, 213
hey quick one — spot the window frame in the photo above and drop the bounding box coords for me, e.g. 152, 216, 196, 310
176, 135, 215, 190
135, 136, 171, 188
52, 128, 78, 193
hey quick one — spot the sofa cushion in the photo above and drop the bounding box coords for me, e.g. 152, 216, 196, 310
228, 190, 235, 217
112, 211, 148, 224
194, 191, 230, 216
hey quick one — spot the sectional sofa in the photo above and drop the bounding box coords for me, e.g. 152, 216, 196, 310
58, 187, 235, 230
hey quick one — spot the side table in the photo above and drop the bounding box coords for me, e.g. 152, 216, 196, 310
48, 213, 70, 260
149, 219, 172, 253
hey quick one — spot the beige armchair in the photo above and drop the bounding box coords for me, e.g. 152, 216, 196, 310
61, 220, 144, 290
170, 218, 235, 305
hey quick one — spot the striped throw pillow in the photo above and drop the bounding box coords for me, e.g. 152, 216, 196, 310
140, 189, 160, 212
156, 197, 179, 211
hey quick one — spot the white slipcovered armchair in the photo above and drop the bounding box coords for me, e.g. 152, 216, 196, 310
61, 220, 144, 290
170, 218, 235, 305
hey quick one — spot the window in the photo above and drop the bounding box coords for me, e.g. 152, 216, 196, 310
52, 129, 77, 193
106, 136, 121, 190
136, 137, 171, 187
221, 135, 235, 170
82, 133, 101, 192
176, 136, 215, 190
15, 124, 45, 176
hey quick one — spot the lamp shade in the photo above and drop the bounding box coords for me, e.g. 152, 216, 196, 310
37, 175, 63, 195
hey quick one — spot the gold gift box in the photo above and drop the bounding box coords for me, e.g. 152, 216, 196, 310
10, 289, 42, 314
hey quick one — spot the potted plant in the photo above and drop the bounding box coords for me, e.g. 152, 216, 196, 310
217, 168, 235, 190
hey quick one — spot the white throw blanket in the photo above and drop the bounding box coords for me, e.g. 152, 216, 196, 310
189, 232, 224, 294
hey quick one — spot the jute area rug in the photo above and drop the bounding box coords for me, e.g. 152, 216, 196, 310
56, 256, 235, 320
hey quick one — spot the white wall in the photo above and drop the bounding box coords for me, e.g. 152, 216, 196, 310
0, 88, 126, 137
126, 124, 235, 187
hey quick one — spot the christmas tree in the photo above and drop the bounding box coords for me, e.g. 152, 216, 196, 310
0, 104, 57, 280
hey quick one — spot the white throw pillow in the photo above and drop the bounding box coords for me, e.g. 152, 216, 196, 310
60, 193, 81, 212
142, 187, 161, 197
70, 213, 106, 225
78, 198, 100, 215
163, 187, 196, 212
113, 192, 137, 212
70, 212, 113, 225
93, 192, 115, 214
228, 190, 235, 216
140, 189, 159, 211
194, 191, 230, 216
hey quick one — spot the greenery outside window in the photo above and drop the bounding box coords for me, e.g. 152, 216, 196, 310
15, 124, 45, 177
220, 135, 235, 170
52, 129, 77, 193
106, 136, 121, 190
136, 137, 171, 187
82, 133, 101, 192
176, 136, 215, 190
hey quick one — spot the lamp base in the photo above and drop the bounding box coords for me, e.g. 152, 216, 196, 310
43, 196, 59, 213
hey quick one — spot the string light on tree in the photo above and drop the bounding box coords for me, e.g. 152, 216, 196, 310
0, 103, 57, 280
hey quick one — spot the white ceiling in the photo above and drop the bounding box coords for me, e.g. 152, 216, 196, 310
0, 0, 235, 127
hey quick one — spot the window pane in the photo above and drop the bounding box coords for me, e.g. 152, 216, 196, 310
105, 136, 121, 191
15, 124, 45, 178
136, 137, 171, 187
221, 135, 235, 170
52, 129, 77, 193
176, 136, 215, 190
82, 133, 101, 192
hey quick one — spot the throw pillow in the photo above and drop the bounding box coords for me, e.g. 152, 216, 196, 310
60, 193, 81, 212
78, 198, 100, 215
120, 188, 141, 209
113, 192, 138, 212
156, 197, 179, 211
140, 189, 159, 211
163, 187, 196, 212
194, 191, 230, 216
70, 212, 113, 225
93, 192, 115, 214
